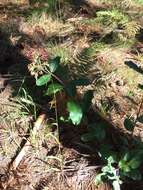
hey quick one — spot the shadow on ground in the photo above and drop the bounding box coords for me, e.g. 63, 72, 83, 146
125, 61, 143, 75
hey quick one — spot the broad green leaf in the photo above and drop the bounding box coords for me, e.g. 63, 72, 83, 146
67, 101, 83, 125
108, 156, 116, 164
119, 160, 131, 172
119, 160, 127, 169
112, 180, 121, 190
122, 165, 131, 173
128, 157, 142, 169
102, 165, 111, 173
124, 118, 135, 131
81, 90, 93, 114
36, 74, 51, 86
45, 83, 63, 96
49, 56, 60, 73
122, 152, 130, 162
95, 173, 104, 185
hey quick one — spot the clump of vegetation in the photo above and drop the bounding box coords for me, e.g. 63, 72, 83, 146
33, 56, 92, 125
0, 0, 143, 189
25, 12, 74, 38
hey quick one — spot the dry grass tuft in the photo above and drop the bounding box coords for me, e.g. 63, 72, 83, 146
20, 12, 74, 39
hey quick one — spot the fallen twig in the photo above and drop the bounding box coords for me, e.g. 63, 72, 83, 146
11, 113, 46, 170
1, 113, 47, 189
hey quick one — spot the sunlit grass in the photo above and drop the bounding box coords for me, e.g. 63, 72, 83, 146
26, 12, 74, 38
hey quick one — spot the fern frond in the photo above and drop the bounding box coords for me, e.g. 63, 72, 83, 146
124, 21, 141, 38
96, 9, 129, 27
111, 0, 134, 9
83, 42, 108, 57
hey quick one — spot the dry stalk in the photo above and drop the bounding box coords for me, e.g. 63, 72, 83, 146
11, 113, 46, 170
1, 113, 46, 189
